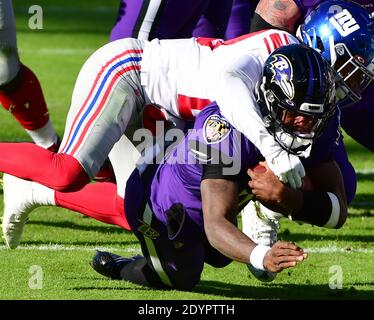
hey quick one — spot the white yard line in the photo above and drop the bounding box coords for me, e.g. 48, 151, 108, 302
0, 244, 141, 253
305, 246, 374, 253
17, 6, 114, 13
19, 48, 96, 55
0, 243, 373, 254
355, 169, 374, 174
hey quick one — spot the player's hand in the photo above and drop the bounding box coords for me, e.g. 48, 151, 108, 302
263, 241, 307, 273
248, 162, 284, 203
265, 151, 305, 189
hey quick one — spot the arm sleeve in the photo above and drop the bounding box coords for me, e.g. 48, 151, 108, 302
214, 54, 282, 158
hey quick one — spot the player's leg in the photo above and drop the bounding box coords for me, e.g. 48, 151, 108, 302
340, 84, 374, 152
224, 0, 258, 39
92, 203, 206, 290
192, 0, 233, 38
2, 39, 146, 247
91, 171, 206, 290
110, 0, 210, 41
0, 0, 58, 150
1, 136, 141, 244
0, 39, 145, 191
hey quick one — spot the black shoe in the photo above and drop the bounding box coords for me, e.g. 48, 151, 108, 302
90, 250, 135, 280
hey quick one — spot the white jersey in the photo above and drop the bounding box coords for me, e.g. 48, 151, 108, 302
140, 29, 299, 158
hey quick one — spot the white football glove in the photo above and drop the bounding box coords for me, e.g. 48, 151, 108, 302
265, 150, 305, 189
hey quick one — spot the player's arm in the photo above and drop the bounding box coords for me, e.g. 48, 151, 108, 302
248, 160, 348, 228
215, 54, 305, 188
253, 0, 301, 33
201, 174, 306, 272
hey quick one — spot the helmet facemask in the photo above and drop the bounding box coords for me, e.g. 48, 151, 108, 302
257, 76, 335, 158
333, 43, 374, 107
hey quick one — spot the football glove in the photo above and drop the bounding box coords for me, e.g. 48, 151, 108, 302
265, 150, 305, 189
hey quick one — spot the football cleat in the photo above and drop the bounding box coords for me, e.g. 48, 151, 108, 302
242, 201, 281, 282
2, 174, 37, 249
242, 201, 280, 247
90, 250, 142, 280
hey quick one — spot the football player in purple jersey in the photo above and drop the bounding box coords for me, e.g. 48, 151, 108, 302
88, 45, 346, 289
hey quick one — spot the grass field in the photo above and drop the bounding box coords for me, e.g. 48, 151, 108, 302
0, 1, 374, 301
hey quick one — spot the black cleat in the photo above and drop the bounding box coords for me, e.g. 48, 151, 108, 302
90, 250, 136, 280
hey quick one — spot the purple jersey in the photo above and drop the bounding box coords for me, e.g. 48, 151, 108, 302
340, 83, 374, 152
123, 102, 341, 287
110, 0, 233, 41
148, 103, 261, 230
294, 0, 374, 19
224, 0, 258, 39
146, 102, 337, 230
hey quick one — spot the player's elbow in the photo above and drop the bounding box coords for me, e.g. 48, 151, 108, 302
204, 219, 222, 249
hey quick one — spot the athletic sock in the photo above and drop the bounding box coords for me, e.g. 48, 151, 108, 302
25, 120, 59, 150
0, 64, 58, 148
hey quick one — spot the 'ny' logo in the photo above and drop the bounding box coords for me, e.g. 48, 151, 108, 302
329, 9, 360, 37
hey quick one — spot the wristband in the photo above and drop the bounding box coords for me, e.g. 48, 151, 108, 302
249, 244, 271, 271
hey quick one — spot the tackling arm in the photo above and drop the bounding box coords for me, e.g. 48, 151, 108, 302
248, 160, 348, 228
254, 0, 301, 33
215, 54, 305, 188
201, 178, 307, 271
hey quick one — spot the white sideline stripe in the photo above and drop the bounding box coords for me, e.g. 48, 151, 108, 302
18, 6, 114, 13
19, 48, 96, 55
355, 169, 374, 174
305, 246, 374, 254
0, 244, 141, 253
0, 244, 374, 254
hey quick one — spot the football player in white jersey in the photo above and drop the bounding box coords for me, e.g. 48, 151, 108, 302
1, 29, 310, 249
0, 0, 59, 151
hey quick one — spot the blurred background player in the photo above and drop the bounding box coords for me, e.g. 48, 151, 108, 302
0, 0, 58, 151
110, 0, 233, 41
110, 0, 258, 41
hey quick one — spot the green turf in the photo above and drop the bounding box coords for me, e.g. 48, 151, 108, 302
0, 1, 374, 300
